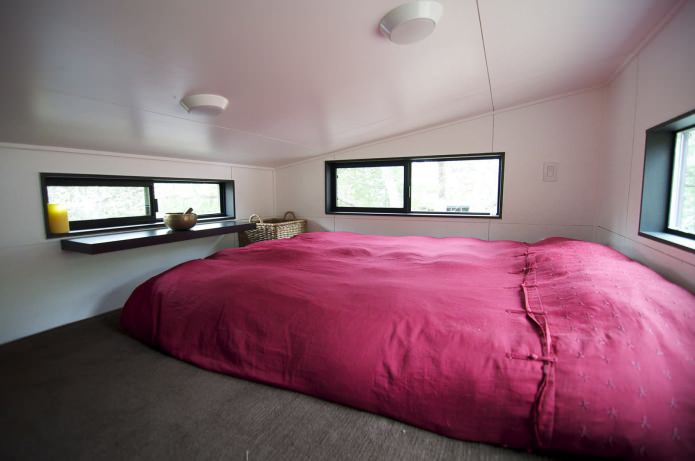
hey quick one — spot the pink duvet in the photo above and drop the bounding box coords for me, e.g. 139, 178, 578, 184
121, 232, 695, 459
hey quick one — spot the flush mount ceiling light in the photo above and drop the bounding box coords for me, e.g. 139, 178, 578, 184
180, 93, 229, 115
379, 1, 443, 45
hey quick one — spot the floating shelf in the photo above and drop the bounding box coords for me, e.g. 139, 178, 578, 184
60, 220, 256, 254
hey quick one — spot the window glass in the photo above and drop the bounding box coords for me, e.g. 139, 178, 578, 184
154, 182, 222, 218
47, 185, 150, 221
336, 166, 404, 208
411, 158, 500, 214
42, 174, 232, 236
668, 127, 695, 235
327, 154, 503, 216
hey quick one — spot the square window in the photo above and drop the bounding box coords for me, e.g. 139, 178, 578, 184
47, 185, 151, 222
154, 182, 223, 218
335, 165, 405, 209
411, 158, 500, 215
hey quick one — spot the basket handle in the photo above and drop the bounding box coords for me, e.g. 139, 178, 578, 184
249, 214, 264, 223
283, 211, 297, 220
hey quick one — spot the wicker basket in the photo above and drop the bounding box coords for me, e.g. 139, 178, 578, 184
239, 211, 307, 246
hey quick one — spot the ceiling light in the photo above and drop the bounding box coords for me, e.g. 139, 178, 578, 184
180, 93, 229, 115
379, 1, 443, 45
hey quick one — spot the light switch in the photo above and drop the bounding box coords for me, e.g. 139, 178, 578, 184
543, 162, 559, 182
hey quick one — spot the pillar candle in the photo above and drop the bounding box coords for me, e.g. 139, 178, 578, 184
47, 203, 70, 234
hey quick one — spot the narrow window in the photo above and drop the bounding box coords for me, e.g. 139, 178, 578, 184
326, 153, 504, 217
639, 108, 695, 252
667, 127, 695, 237
41, 173, 233, 237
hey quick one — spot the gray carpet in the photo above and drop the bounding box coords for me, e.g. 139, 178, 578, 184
0, 311, 576, 461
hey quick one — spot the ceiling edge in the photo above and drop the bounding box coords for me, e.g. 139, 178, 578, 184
0, 81, 609, 173
274, 83, 607, 170
0, 142, 275, 171
33, 87, 319, 152
603, 0, 687, 87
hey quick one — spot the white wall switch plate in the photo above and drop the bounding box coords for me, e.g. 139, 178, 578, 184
543, 162, 559, 182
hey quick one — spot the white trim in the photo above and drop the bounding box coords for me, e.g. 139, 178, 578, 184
333, 215, 493, 224
0, 142, 275, 171
304, 213, 594, 228
603, 0, 686, 87
596, 225, 695, 267
491, 83, 606, 117
624, 58, 640, 234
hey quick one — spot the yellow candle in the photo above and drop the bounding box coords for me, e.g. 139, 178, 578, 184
47, 203, 70, 234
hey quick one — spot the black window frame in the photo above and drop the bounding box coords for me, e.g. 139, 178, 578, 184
638, 108, 695, 253
325, 152, 504, 218
40, 173, 235, 238
327, 160, 410, 214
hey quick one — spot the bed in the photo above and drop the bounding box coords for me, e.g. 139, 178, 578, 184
121, 232, 695, 460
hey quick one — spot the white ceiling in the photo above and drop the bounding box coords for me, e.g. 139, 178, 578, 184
0, 0, 681, 166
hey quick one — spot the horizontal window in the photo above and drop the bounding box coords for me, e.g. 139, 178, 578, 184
325, 153, 504, 217
639, 108, 695, 253
41, 173, 234, 237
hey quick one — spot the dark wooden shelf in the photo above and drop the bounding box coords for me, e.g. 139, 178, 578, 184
60, 220, 256, 254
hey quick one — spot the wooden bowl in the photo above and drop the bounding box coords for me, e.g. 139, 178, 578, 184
164, 213, 197, 231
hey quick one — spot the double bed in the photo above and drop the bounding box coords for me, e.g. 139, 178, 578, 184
121, 232, 694, 460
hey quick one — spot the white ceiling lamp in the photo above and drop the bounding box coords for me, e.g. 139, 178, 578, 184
379, 1, 443, 45
180, 93, 229, 115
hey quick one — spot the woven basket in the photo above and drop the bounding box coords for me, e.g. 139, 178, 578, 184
239, 211, 307, 246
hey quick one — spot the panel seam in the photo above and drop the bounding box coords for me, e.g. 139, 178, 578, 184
625, 57, 640, 233
475, 0, 495, 115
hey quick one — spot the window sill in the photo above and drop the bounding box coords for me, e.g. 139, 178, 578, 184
638, 231, 695, 254
60, 219, 255, 254
48, 216, 237, 239
326, 211, 500, 219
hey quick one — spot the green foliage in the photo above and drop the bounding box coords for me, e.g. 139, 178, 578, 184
336, 166, 404, 208
411, 159, 499, 213
335, 159, 500, 214
48, 186, 149, 221
154, 183, 220, 217
47, 183, 221, 222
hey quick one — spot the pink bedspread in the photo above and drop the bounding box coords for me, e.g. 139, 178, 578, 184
121, 232, 695, 459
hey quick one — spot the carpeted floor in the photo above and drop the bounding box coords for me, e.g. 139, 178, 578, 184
0, 311, 577, 461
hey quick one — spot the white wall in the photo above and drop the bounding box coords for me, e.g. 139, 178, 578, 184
276, 88, 603, 244
0, 144, 275, 344
596, 1, 695, 291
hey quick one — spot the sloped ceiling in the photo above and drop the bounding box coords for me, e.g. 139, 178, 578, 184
0, 0, 681, 166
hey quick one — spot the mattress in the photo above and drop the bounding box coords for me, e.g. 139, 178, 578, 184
121, 232, 695, 459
